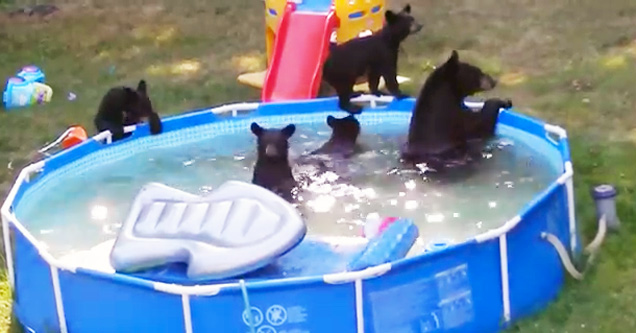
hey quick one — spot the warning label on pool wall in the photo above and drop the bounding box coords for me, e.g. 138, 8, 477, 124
242, 303, 310, 333
368, 263, 474, 332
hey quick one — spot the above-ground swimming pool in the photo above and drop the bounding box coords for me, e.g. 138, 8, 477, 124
2, 95, 579, 333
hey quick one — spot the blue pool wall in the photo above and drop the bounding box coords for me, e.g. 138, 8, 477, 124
2, 96, 577, 333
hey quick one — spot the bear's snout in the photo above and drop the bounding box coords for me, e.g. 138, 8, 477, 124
410, 22, 423, 34
480, 76, 497, 91
265, 144, 279, 157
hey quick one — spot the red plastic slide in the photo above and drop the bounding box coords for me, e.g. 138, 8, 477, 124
262, 3, 338, 102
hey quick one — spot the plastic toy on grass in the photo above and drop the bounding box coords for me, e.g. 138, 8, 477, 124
2, 65, 53, 110
38, 126, 88, 157
2, 77, 53, 110
237, 0, 410, 101
333, 0, 385, 44
16, 65, 46, 83
62, 126, 88, 149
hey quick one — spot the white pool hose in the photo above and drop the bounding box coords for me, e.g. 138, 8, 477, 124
541, 214, 607, 281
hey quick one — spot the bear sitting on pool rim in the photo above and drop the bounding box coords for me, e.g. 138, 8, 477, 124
322, 4, 422, 114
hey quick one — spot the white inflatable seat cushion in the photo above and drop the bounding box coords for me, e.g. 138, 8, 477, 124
110, 181, 306, 280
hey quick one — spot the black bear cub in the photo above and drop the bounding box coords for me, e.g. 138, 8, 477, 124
94, 80, 162, 141
311, 115, 362, 158
403, 50, 512, 170
251, 122, 297, 202
322, 4, 422, 115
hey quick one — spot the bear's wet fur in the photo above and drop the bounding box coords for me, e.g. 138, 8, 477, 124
311, 114, 363, 158
402, 50, 512, 173
251, 122, 297, 202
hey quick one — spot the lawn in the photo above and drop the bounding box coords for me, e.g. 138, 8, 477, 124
2, 0, 636, 332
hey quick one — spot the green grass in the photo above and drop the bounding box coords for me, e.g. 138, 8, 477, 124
2, 0, 636, 332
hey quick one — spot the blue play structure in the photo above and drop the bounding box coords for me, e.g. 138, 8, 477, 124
2, 95, 579, 332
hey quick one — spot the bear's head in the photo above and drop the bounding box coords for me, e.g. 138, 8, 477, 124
442, 50, 498, 97
327, 114, 360, 143
251, 122, 296, 161
125, 80, 162, 134
124, 80, 154, 118
385, 4, 423, 42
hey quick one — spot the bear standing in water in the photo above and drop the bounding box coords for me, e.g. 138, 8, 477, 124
250, 122, 298, 202
94, 80, 162, 141
322, 4, 422, 114
311, 114, 363, 158
402, 50, 512, 170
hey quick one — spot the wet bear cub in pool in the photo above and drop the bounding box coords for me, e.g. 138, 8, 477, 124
311, 114, 363, 158
322, 4, 422, 114
402, 50, 512, 170
251, 122, 297, 202
289, 114, 365, 186
94, 80, 162, 141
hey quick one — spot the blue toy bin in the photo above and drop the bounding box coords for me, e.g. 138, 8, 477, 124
16, 65, 46, 83
3, 77, 28, 109
2, 76, 53, 110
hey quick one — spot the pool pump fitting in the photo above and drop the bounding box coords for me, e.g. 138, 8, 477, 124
592, 184, 620, 231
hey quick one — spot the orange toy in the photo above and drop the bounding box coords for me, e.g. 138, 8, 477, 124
61, 126, 87, 149
37, 125, 89, 158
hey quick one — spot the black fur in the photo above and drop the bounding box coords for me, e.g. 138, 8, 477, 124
251, 122, 297, 202
94, 80, 162, 141
311, 114, 362, 157
322, 4, 422, 114
402, 50, 511, 170
464, 98, 513, 142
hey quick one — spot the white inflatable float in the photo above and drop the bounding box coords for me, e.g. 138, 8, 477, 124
109, 181, 306, 280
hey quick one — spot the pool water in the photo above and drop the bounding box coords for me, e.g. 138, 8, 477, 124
17, 117, 559, 259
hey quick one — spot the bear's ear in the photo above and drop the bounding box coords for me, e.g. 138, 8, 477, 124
385, 10, 397, 24
449, 50, 459, 62
137, 80, 147, 95
444, 50, 459, 71
281, 124, 296, 139
250, 122, 263, 137
402, 4, 411, 14
326, 115, 336, 128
